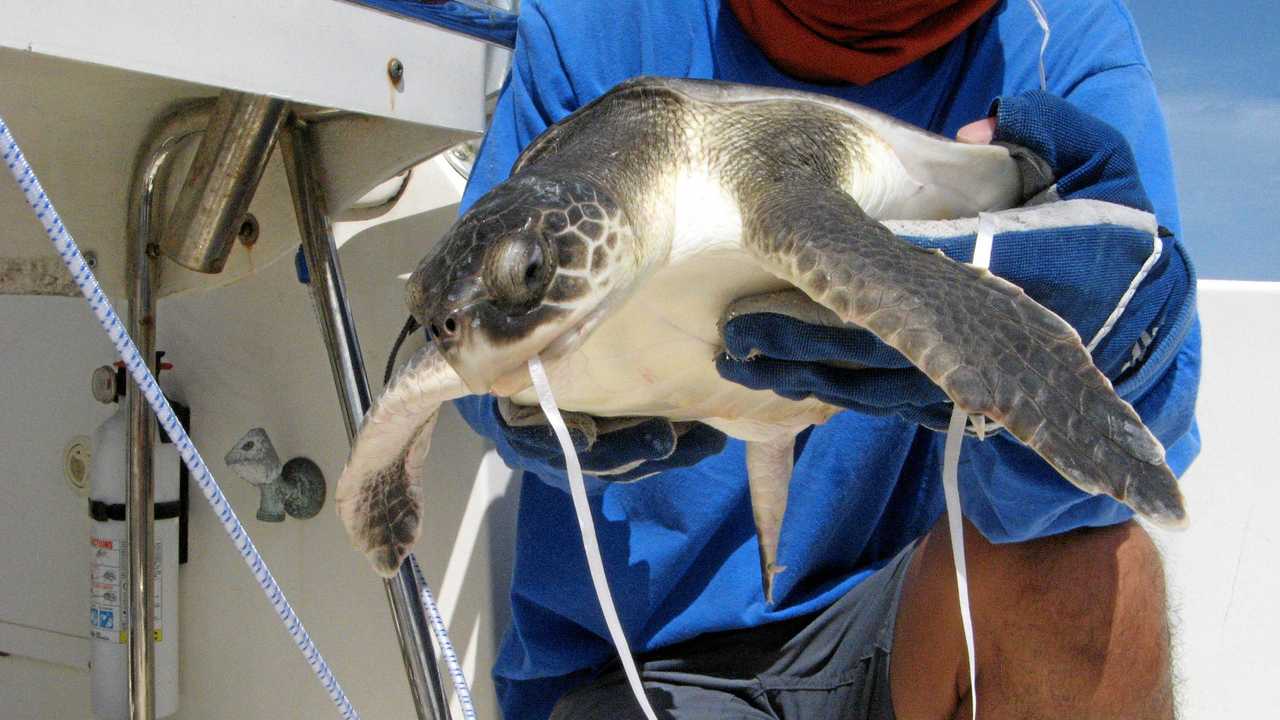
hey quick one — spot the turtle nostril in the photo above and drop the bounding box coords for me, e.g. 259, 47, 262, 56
429, 314, 459, 342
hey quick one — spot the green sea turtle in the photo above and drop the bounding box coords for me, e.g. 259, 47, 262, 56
335, 77, 1186, 602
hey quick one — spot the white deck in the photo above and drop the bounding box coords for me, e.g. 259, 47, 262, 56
1156, 280, 1280, 717
0, 8, 498, 716
0, 163, 513, 718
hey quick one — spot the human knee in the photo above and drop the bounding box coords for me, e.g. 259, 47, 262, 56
896, 519, 1174, 717
1022, 521, 1163, 604
978, 520, 1169, 652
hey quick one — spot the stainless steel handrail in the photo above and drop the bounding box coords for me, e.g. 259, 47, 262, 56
123, 97, 453, 720
162, 92, 286, 273
123, 99, 216, 720
281, 115, 453, 720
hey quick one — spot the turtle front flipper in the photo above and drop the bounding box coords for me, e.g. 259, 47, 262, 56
746, 435, 796, 605
335, 343, 468, 576
738, 182, 1186, 528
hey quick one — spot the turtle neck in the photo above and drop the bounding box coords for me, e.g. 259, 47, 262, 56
725, 0, 1000, 85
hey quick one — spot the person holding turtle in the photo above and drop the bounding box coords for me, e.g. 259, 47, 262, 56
452, 1, 1200, 718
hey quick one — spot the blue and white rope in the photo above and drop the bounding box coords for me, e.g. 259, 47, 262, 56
410, 557, 477, 719
1, 117, 360, 720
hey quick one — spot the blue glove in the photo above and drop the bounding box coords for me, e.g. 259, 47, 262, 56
457, 394, 727, 488
716, 91, 1196, 430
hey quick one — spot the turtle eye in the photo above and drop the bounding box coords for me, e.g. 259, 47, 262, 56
485, 233, 555, 313
521, 241, 545, 285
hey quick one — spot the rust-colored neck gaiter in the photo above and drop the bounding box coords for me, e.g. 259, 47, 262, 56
726, 0, 999, 85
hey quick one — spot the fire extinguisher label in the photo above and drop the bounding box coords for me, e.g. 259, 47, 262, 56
90, 538, 162, 643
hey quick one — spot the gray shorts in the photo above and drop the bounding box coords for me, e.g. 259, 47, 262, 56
550, 540, 918, 720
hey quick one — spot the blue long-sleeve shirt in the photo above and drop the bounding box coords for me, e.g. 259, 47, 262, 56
453, 1, 1202, 717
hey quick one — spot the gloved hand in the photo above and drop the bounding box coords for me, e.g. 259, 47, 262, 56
480, 396, 727, 485
716, 91, 1194, 431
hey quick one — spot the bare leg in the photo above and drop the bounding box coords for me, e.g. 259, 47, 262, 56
891, 517, 1174, 719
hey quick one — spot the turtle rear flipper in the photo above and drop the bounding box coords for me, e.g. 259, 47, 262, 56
746, 435, 796, 605
739, 182, 1186, 527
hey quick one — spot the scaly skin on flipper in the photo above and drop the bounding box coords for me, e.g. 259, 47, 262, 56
746, 436, 796, 605
335, 344, 467, 575
735, 181, 1186, 527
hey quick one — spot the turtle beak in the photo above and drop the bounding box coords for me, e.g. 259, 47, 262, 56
421, 300, 493, 395
430, 300, 572, 397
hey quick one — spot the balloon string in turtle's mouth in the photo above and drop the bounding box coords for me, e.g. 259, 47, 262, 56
527, 355, 660, 720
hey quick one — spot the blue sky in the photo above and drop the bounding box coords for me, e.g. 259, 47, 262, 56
1125, 0, 1280, 280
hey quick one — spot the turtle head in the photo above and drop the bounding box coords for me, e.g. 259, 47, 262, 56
407, 173, 637, 395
